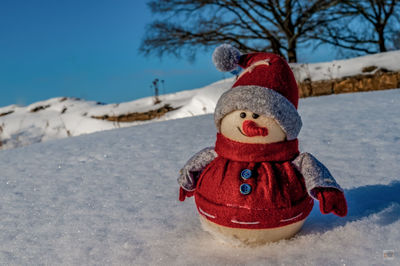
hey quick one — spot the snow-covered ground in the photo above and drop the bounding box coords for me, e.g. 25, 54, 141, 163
1, 89, 399, 265
1, 50, 400, 150
292, 49, 400, 82
0, 79, 232, 150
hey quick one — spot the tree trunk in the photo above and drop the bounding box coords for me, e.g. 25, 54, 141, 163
377, 27, 387, 52
287, 40, 297, 63
270, 39, 284, 58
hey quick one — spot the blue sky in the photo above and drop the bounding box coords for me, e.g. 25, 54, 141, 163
0, 0, 337, 107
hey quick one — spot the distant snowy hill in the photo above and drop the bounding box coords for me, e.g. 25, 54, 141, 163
1, 50, 400, 149
0, 79, 232, 150
1, 89, 399, 265
291, 49, 400, 82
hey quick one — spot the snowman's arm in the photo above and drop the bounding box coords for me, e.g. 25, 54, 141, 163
292, 152, 343, 198
178, 147, 217, 191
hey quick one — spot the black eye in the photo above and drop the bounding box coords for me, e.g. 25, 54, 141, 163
240, 112, 246, 118
252, 113, 259, 119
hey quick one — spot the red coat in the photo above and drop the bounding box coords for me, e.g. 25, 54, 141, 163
193, 133, 314, 229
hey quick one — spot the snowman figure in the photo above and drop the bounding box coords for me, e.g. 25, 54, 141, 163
178, 44, 347, 245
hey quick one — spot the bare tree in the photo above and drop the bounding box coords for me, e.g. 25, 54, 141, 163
140, 0, 342, 63
317, 0, 400, 54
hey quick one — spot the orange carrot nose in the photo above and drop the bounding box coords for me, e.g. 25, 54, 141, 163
242, 120, 269, 137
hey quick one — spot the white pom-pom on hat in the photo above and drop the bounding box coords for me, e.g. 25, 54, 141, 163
212, 44, 241, 72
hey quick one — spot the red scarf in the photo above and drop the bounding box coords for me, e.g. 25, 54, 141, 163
214, 133, 299, 162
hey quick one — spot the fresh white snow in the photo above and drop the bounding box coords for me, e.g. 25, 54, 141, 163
292, 49, 400, 82
0, 79, 233, 150
2, 50, 400, 150
0, 89, 399, 265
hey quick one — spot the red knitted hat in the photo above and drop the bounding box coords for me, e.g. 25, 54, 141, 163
212, 44, 302, 140
234, 52, 299, 108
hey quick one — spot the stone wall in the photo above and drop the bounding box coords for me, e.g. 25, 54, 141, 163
298, 68, 400, 98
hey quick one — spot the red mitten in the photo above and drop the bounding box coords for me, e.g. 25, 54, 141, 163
312, 187, 348, 217
179, 187, 195, 202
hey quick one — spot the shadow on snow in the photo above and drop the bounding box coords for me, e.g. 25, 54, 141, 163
301, 181, 400, 234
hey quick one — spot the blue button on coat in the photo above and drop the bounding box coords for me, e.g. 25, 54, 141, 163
240, 183, 252, 195
240, 169, 252, 180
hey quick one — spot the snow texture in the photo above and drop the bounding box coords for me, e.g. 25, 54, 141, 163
291, 50, 400, 82
0, 89, 399, 265
0, 79, 232, 150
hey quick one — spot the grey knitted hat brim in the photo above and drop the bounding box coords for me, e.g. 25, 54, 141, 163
214, 85, 302, 140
